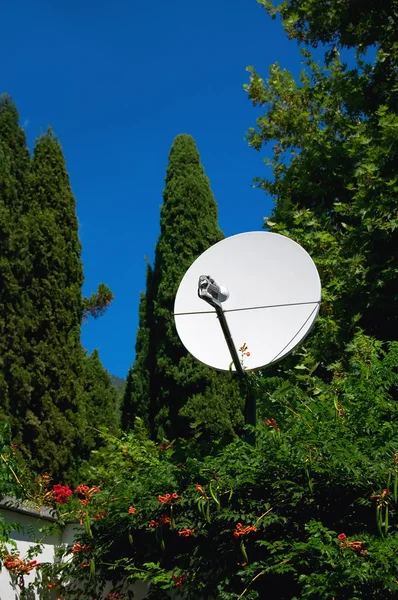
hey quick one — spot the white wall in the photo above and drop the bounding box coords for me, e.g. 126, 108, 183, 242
0, 502, 150, 600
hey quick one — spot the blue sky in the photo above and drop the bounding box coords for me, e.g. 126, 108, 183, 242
2, 0, 308, 378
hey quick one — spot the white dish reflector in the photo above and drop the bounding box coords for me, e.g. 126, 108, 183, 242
174, 232, 321, 371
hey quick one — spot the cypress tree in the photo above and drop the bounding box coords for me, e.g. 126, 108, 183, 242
123, 134, 243, 441
21, 130, 84, 477
121, 266, 152, 431
79, 349, 119, 454
1, 99, 115, 477
0, 94, 30, 212
0, 95, 31, 432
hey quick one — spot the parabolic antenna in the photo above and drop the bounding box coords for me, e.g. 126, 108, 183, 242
174, 232, 321, 372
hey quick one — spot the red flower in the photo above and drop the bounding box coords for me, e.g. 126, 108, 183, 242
72, 542, 92, 553
337, 533, 347, 540
349, 541, 363, 551
196, 485, 204, 493
79, 499, 89, 506
128, 506, 136, 514
52, 484, 73, 504
75, 484, 90, 495
233, 523, 257, 538
246, 352, 250, 357
107, 593, 121, 599
159, 514, 171, 525
370, 489, 390, 500
172, 574, 187, 588
158, 492, 177, 503
178, 528, 194, 537
160, 442, 173, 451
265, 418, 279, 430
93, 510, 108, 520
148, 519, 158, 528
75, 484, 100, 499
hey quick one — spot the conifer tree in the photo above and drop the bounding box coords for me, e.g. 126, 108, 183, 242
123, 134, 243, 441
79, 349, 119, 454
0, 95, 31, 432
0, 94, 30, 212
21, 130, 85, 476
121, 267, 152, 431
1, 98, 115, 478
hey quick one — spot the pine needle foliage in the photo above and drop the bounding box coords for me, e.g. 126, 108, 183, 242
122, 134, 243, 441
79, 349, 119, 457
0, 95, 33, 443
1, 102, 115, 479
19, 130, 84, 476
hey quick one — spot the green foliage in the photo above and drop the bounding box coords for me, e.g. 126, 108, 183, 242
12, 130, 85, 478
82, 283, 114, 320
110, 374, 126, 395
0, 95, 32, 435
0, 93, 30, 211
2, 1, 398, 596
35, 336, 398, 599
79, 349, 119, 457
33, 2, 398, 598
122, 268, 152, 431
1, 98, 114, 480
258, 0, 398, 61
123, 134, 243, 441
0, 422, 22, 498
79, 418, 176, 489
245, 39, 398, 352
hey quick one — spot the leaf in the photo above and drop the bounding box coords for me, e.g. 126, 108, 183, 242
85, 513, 93, 538
240, 540, 248, 564
90, 558, 95, 579
209, 480, 221, 510
205, 501, 211, 523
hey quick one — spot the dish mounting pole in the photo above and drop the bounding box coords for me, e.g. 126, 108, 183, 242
198, 275, 256, 445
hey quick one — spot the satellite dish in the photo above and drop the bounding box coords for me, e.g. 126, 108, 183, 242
174, 232, 321, 372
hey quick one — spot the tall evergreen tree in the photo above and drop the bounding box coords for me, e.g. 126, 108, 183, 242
20, 130, 85, 477
121, 270, 152, 431
1, 98, 115, 478
0, 94, 30, 212
0, 95, 31, 432
123, 134, 243, 441
79, 349, 119, 454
